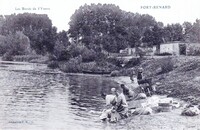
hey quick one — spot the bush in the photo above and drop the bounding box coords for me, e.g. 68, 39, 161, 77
68, 44, 85, 58
80, 62, 96, 71
187, 45, 200, 56
159, 57, 174, 74
95, 52, 107, 62
2, 52, 14, 61
82, 49, 96, 62
155, 52, 172, 56
47, 61, 59, 69
107, 57, 123, 67
124, 58, 141, 68
59, 57, 82, 73
119, 68, 135, 76
13, 55, 44, 62
92, 61, 114, 73
57, 50, 71, 61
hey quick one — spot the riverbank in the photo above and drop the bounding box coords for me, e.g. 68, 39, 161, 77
110, 75, 200, 130
0, 55, 49, 64
112, 56, 200, 107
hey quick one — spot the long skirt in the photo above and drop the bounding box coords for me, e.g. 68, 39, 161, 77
100, 109, 121, 122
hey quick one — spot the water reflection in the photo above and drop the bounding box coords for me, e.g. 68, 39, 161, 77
0, 61, 121, 130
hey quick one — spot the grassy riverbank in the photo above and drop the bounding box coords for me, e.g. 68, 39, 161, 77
113, 56, 200, 106
110, 57, 200, 129
1, 54, 49, 64
151, 56, 200, 105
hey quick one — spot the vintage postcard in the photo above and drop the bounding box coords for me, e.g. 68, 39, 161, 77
0, 0, 200, 130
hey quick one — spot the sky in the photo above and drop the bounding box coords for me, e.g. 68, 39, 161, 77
0, 0, 200, 31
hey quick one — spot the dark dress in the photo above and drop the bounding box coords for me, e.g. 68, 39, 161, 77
137, 72, 143, 80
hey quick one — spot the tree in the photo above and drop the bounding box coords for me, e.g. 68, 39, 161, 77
1, 13, 56, 54
163, 23, 184, 42
142, 24, 164, 53
68, 4, 125, 53
0, 15, 5, 35
53, 31, 71, 61
183, 20, 200, 43
0, 35, 7, 55
3, 31, 30, 55
193, 19, 200, 43
68, 4, 157, 53
142, 28, 154, 47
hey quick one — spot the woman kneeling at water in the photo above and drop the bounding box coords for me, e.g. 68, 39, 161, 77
112, 87, 128, 119
100, 88, 128, 122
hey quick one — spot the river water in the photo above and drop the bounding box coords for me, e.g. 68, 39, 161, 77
1, 61, 200, 130
0, 61, 122, 130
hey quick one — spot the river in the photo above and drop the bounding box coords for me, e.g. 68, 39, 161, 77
0, 61, 200, 130
0, 61, 123, 130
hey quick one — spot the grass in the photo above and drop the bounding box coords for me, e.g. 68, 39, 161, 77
137, 56, 200, 105
13, 55, 49, 63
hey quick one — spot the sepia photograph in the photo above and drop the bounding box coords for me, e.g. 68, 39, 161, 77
0, 0, 200, 129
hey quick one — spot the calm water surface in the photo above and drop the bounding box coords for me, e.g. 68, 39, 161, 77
0, 61, 122, 130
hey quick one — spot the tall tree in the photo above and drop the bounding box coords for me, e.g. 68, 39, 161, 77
142, 24, 164, 52
68, 3, 157, 53
53, 31, 71, 61
1, 13, 57, 54
183, 19, 200, 43
163, 23, 184, 42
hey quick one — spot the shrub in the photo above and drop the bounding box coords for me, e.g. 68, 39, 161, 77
155, 52, 172, 56
124, 58, 141, 68
59, 57, 82, 73
13, 55, 47, 62
82, 49, 96, 62
136, 47, 146, 58
47, 61, 59, 69
190, 49, 200, 56
107, 57, 123, 67
80, 62, 97, 71
159, 57, 174, 74
5, 32, 31, 56
2, 52, 14, 61
187, 45, 200, 56
119, 68, 135, 76
68, 44, 85, 58
95, 52, 107, 62
57, 50, 71, 61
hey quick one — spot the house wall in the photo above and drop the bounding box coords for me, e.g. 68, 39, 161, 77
160, 43, 174, 54
159, 43, 180, 55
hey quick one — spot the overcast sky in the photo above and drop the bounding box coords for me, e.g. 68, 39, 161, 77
0, 0, 200, 31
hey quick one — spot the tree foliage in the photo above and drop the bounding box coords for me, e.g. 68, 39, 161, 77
0, 31, 30, 56
1, 13, 57, 54
163, 23, 184, 42
183, 19, 200, 43
68, 4, 156, 53
53, 31, 71, 61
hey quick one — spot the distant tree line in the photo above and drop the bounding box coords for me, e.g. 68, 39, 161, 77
68, 3, 200, 54
0, 3, 199, 62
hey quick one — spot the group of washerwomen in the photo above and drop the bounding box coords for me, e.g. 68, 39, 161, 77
100, 67, 154, 122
